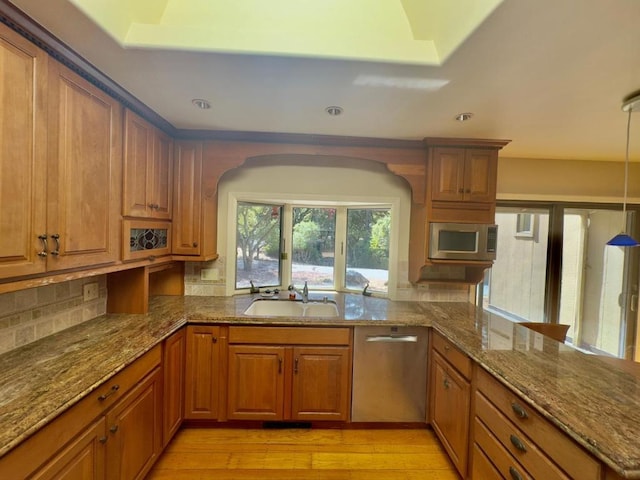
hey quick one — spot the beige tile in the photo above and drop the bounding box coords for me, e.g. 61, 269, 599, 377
15, 289, 38, 311
69, 279, 84, 298
0, 331, 14, 354
55, 282, 71, 300
15, 325, 35, 347
35, 319, 54, 339
37, 285, 56, 305
0, 292, 16, 316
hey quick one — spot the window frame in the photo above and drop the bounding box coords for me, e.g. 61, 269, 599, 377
482, 200, 640, 360
227, 192, 398, 297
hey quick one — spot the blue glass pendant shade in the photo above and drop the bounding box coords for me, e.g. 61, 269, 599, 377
606, 233, 640, 247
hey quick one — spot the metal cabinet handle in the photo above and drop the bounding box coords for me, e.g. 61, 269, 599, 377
192, 242, 198, 247
509, 466, 524, 480
510, 434, 527, 452
443, 378, 451, 389
294, 357, 299, 374
511, 402, 528, 419
212, 336, 218, 343
98, 384, 120, 401
109, 425, 119, 434
37, 234, 48, 257
278, 356, 283, 374
50, 234, 60, 256
99, 436, 108, 444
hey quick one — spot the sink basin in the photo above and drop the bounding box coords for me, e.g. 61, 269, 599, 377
243, 299, 339, 318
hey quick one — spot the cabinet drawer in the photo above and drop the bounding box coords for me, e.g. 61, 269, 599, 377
471, 442, 504, 480
431, 330, 471, 379
476, 392, 569, 480
476, 367, 601, 480
474, 418, 532, 480
228, 326, 351, 346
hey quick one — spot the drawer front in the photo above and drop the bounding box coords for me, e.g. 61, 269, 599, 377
471, 442, 504, 480
475, 392, 569, 480
431, 330, 472, 379
474, 418, 532, 480
228, 326, 351, 346
476, 367, 601, 480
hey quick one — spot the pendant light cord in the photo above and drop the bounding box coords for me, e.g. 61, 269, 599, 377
622, 108, 632, 231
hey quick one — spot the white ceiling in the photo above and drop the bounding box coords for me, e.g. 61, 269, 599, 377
8, 0, 640, 161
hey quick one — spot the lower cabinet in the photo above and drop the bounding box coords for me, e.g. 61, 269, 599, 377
184, 325, 222, 420
105, 367, 163, 480
428, 331, 472, 478
163, 329, 186, 447
226, 326, 352, 422
0, 345, 163, 480
471, 366, 602, 480
30, 418, 107, 480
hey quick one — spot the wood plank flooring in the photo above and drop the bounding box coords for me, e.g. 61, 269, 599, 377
147, 427, 460, 479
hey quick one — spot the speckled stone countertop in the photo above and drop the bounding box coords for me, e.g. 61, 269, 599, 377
0, 294, 639, 478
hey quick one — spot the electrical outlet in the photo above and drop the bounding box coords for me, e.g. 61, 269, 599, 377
83, 282, 99, 301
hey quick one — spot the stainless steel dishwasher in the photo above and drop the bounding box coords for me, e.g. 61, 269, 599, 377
351, 326, 428, 422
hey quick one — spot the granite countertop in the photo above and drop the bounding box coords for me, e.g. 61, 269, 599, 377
0, 294, 639, 478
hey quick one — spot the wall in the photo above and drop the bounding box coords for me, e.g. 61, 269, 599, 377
0, 276, 107, 355
184, 155, 471, 302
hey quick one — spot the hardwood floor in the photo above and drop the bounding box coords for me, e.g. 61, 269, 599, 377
147, 427, 460, 479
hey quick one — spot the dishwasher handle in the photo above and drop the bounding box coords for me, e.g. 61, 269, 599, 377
365, 334, 418, 343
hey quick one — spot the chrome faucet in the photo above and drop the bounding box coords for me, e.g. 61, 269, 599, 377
288, 281, 309, 303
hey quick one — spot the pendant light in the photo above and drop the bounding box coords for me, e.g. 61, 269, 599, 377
607, 93, 640, 246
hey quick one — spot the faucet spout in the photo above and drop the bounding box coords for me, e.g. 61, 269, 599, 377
288, 281, 309, 303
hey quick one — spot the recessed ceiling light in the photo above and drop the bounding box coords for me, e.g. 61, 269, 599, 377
455, 112, 473, 122
325, 106, 343, 116
192, 98, 211, 109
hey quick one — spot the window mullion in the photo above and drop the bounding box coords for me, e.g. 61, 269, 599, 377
282, 204, 293, 289
334, 207, 347, 291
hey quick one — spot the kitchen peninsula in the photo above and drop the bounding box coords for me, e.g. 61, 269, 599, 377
0, 294, 638, 479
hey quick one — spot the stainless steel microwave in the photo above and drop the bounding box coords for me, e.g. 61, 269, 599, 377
428, 222, 498, 261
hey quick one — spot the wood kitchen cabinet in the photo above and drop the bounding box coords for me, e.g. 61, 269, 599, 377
123, 109, 173, 220
184, 325, 222, 420
471, 366, 602, 480
0, 23, 48, 279
105, 367, 163, 480
46, 58, 123, 271
172, 141, 218, 260
0, 346, 161, 480
430, 147, 497, 204
226, 326, 352, 422
428, 331, 472, 478
163, 329, 186, 447
30, 418, 107, 480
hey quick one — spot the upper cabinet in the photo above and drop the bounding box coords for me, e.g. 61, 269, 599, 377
0, 22, 122, 279
430, 147, 497, 204
123, 109, 173, 220
0, 24, 48, 278
172, 141, 218, 260
46, 58, 123, 271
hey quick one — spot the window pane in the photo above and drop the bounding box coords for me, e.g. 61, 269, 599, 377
560, 209, 627, 355
236, 202, 282, 289
346, 209, 390, 293
291, 207, 336, 289
483, 208, 549, 322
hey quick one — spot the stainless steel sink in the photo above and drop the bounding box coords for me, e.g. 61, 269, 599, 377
243, 299, 339, 318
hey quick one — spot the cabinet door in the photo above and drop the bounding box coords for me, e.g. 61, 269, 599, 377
227, 345, 285, 420
463, 148, 497, 203
430, 148, 465, 202
105, 368, 162, 480
152, 131, 173, 220
123, 109, 153, 218
172, 141, 202, 255
291, 346, 351, 421
0, 24, 48, 278
47, 59, 122, 271
430, 351, 471, 477
31, 418, 106, 480
184, 325, 221, 419
163, 328, 185, 447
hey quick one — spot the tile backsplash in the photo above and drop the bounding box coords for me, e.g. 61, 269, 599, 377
0, 276, 107, 355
